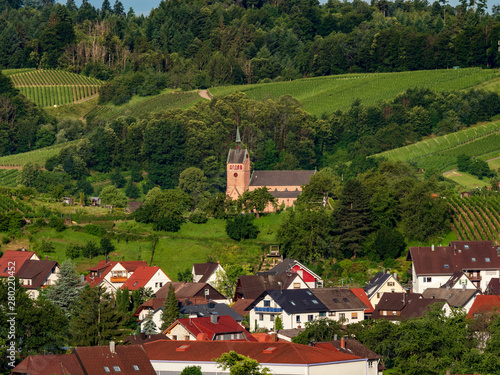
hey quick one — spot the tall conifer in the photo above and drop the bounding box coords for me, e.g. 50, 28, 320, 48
160, 284, 179, 330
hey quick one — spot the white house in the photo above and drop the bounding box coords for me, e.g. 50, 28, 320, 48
364, 272, 406, 308
121, 266, 171, 294
85, 260, 148, 294
192, 262, 225, 286
16, 260, 59, 299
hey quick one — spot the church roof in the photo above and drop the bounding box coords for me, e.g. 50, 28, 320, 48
249, 170, 315, 187
227, 149, 248, 164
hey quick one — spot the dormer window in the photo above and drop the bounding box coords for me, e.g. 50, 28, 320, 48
464, 245, 469, 249
444, 264, 449, 268
104, 367, 110, 373
472, 258, 476, 262
113, 366, 121, 372
486, 258, 491, 262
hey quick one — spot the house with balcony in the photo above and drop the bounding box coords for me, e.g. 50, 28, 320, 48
311, 288, 368, 324
85, 260, 148, 293
407, 241, 500, 293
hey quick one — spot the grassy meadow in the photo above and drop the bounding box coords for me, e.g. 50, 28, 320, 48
210, 68, 500, 115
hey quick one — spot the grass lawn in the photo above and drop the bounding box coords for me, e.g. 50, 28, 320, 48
443, 171, 491, 189
45, 97, 99, 120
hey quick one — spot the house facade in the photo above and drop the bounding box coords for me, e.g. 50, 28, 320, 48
16, 260, 59, 299
85, 260, 148, 294
192, 262, 225, 286
364, 272, 405, 308
121, 266, 171, 294
261, 258, 323, 289
408, 241, 500, 293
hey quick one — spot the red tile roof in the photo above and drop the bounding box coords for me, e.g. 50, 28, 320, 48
12, 354, 84, 375
85, 261, 148, 287
408, 241, 500, 275
467, 295, 500, 319
143, 340, 363, 365
164, 316, 257, 342
121, 266, 165, 290
74, 345, 156, 375
351, 288, 374, 314
0, 250, 38, 277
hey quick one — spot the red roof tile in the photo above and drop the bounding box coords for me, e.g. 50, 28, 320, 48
164, 316, 257, 342
86, 261, 148, 287
122, 266, 165, 290
467, 295, 500, 319
143, 340, 363, 365
0, 250, 38, 277
351, 288, 374, 313
12, 354, 84, 375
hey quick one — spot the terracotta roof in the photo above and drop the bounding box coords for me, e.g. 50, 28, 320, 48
163, 316, 256, 342
143, 340, 364, 365
154, 282, 225, 301
86, 261, 148, 287
87, 260, 116, 272
248, 289, 328, 314
407, 241, 500, 275
317, 339, 381, 361
486, 278, 500, 295
311, 288, 367, 311
467, 295, 500, 318
0, 250, 38, 277
16, 260, 58, 289
231, 299, 255, 318
249, 170, 315, 187
422, 288, 479, 308
74, 345, 156, 375
193, 262, 219, 283
121, 266, 166, 290
11, 354, 84, 375
235, 273, 301, 300
350, 288, 374, 313
227, 149, 248, 164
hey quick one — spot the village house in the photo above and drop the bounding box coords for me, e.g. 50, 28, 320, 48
192, 261, 225, 286
143, 340, 369, 375
422, 288, 480, 313
120, 265, 171, 294
234, 272, 308, 301
351, 288, 375, 319
364, 272, 406, 308
162, 315, 256, 342
154, 281, 228, 304
260, 258, 323, 288
311, 288, 368, 324
16, 260, 59, 299
467, 295, 500, 319
85, 260, 149, 294
11, 343, 156, 375
226, 128, 315, 210
407, 241, 500, 293
0, 249, 40, 278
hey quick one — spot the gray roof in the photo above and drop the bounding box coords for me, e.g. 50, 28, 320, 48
421, 288, 479, 308
227, 149, 248, 164
249, 170, 315, 187
248, 289, 328, 314
364, 272, 392, 298
264, 258, 297, 275
180, 302, 243, 322
311, 288, 367, 311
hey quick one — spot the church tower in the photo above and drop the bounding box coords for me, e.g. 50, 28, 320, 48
226, 127, 251, 200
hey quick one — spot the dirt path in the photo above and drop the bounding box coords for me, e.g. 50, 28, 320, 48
199, 90, 212, 100
74, 93, 98, 104
0, 165, 23, 170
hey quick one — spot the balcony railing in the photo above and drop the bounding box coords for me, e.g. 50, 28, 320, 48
255, 307, 283, 313
110, 277, 127, 282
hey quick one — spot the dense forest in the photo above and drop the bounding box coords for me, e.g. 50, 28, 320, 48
0, 0, 499, 93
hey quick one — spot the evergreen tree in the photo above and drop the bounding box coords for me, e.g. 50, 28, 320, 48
143, 311, 158, 334
116, 287, 130, 314
125, 180, 140, 199
113, 0, 124, 16
110, 169, 126, 188
69, 285, 126, 346
161, 283, 179, 330
101, 0, 111, 14
46, 259, 84, 318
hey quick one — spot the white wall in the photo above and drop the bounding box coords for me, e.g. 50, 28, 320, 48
144, 270, 172, 294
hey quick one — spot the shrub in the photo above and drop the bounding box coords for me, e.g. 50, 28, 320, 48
48, 218, 66, 232
189, 210, 208, 224
83, 224, 106, 237
225, 214, 259, 241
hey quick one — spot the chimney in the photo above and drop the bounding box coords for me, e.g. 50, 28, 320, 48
210, 312, 218, 324
110, 341, 116, 354
431, 244, 435, 251
341, 337, 346, 349
334, 334, 338, 341
270, 332, 278, 342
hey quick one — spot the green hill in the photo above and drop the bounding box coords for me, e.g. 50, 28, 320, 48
210, 68, 500, 116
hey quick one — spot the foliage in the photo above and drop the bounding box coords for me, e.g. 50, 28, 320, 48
274, 315, 283, 331
180, 366, 203, 375
69, 285, 127, 346
215, 351, 271, 375
457, 154, 494, 180
213, 264, 249, 299
292, 319, 343, 345
100, 185, 128, 208
46, 259, 84, 318
189, 209, 208, 224
161, 283, 180, 330
143, 311, 158, 335
225, 214, 260, 241
177, 268, 193, 282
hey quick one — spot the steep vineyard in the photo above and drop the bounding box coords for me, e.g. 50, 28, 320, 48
9, 69, 102, 107
449, 196, 500, 242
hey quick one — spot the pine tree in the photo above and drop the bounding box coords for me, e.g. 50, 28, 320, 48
161, 284, 179, 330
69, 285, 126, 346
143, 311, 158, 334
46, 259, 84, 318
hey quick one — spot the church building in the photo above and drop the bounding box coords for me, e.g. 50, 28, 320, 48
226, 128, 315, 209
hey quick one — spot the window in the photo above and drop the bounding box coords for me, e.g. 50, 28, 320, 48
294, 283, 301, 289
464, 245, 469, 249
472, 258, 476, 262
259, 314, 264, 321
155, 282, 163, 288
185, 336, 190, 340
444, 264, 449, 269
329, 311, 336, 316
339, 313, 345, 320
104, 367, 110, 373
393, 311, 397, 315
319, 312, 326, 317
270, 314, 275, 321
173, 335, 177, 340
423, 277, 432, 283
264, 300, 270, 307
133, 281, 138, 287
343, 298, 349, 302
388, 282, 395, 286
376, 292, 380, 298
486, 258, 491, 262
113, 366, 121, 372
312, 300, 319, 304
308, 315, 314, 322
351, 312, 358, 320
290, 301, 296, 306
368, 361, 373, 368
133, 365, 139, 371
333, 298, 340, 303
296, 315, 301, 323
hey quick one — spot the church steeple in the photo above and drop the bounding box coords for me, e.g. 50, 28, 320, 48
236, 126, 241, 151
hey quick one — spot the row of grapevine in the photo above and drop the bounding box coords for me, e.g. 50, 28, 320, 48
0, 170, 19, 187
19, 86, 74, 107
0, 195, 33, 215
11, 69, 101, 86
449, 196, 500, 241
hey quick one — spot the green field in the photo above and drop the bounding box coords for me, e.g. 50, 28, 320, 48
373, 120, 500, 172
7, 69, 102, 107
0, 169, 20, 187
443, 170, 490, 189
0, 141, 77, 167
209, 68, 500, 115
